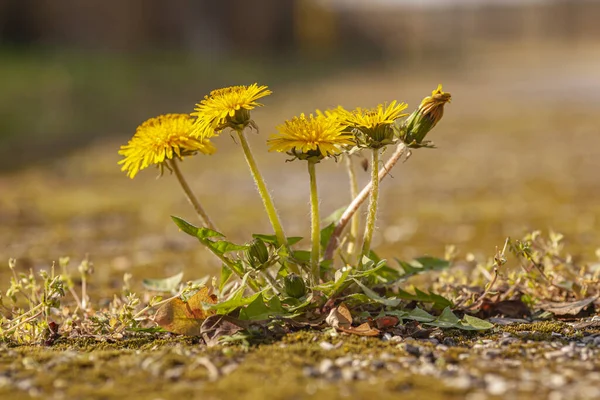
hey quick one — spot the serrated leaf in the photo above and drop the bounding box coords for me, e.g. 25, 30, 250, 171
142, 272, 183, 292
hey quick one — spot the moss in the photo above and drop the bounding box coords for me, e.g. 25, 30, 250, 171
500, 321, 577, 341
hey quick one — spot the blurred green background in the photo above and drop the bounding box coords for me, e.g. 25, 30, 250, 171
1, 0, 599, 290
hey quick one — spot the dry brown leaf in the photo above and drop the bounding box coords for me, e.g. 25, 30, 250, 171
154, 287, 218, 335
201, 315, 249, 347
539, 296, 598, 317
325, 303, 352, 329
339, 322, 380, 337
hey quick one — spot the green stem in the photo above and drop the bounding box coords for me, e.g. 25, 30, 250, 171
236, 130, 298, 273
308, 160, 320, 285
345, 156, 361, 265
361, 148, 381, 263
169, 158, 217, 231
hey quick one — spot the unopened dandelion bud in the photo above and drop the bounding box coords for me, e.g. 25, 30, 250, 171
402, 84, 451, 147
283, 273, 307, 298
245, 238, 270, 269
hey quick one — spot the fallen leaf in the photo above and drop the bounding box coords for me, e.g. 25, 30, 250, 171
571, 318, 600, 329
325, 303, 352, 329
154, 287, 218, 335
539, 296, 598, 317
375, 315, 399, 329
479, 298, 531, 319
200, 315, 249, 347
339, 322, 380, 337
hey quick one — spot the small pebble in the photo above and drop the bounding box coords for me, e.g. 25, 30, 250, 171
442, 337, 456, 347
405, 344, 421, 357
318, 359, 334, 375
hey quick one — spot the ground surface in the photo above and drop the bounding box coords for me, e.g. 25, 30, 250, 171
1, 322, 600, 400
1, 42, 600, 399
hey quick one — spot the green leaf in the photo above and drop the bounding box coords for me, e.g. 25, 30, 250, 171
408, 307, 436, 322
412, 288, 454, 309
428, 292, 454, 310
207, 240, 247, 254
352, 260, 388, 278
320, 223, 335, 253
197, 227, 226, 239
204, 274, 263, 315
459, 315, 494, 331
368, 265, 402, 283
425, 307, 460, 328
386, 308, 436, 322
413, 256, 450, 271
252, 234, 303, 246
238, 293, 289, 321
343, 293, 375, 306
331, 267, 352, 295
292, 250, 311, 263
171, 216, 198, 236
219, 265, 233, 292
367, 250, 383, 264
352, 279, 401, 307
171, 216, 224, 238
322, 206, 346, 226
142, 272, 183, 292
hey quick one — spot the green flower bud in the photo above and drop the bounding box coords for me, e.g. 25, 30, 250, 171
283, 273, 307, 298
245, 238, 270, 270
401, 84, 451, 147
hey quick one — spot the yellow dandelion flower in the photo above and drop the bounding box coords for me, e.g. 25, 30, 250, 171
341, 101, 408, 132
118, 114, 216, 179
191, 83, 272, 139
335, 101, 408, 149
268, 113, 354, 160
403, 84, 451, 146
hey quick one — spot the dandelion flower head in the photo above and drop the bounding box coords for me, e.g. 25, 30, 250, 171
338, 101, 408, 148
191, 83, 272, 139
118, 114, 215, 179
268, 113, 354, 160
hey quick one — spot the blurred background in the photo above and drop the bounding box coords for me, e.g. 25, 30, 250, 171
1, 0, 599, 290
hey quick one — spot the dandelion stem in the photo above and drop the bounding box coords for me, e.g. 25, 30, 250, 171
345, 156, 360, 265
308, 160, 320, 285
324, 142, 407, 261
236, 130, 291, 256
361, 148, 381, 263
169, 158, 217, 231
